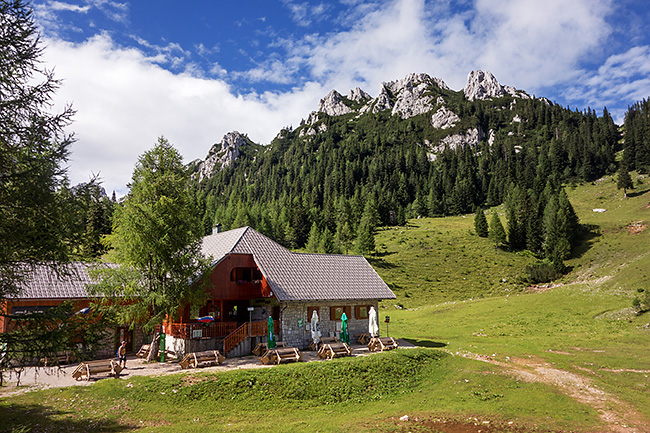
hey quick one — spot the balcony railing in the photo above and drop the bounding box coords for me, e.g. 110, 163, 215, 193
167, 321, 237, 339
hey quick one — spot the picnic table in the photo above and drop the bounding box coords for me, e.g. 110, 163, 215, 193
71, 359, 123, 381
178, 350, 226, 369
356, 333, 372, 345
367, 337, 399, 352
309, 336, 340, 351
252, 341, 286, 357
259, 347, 303, 365
317, 342, 351, 359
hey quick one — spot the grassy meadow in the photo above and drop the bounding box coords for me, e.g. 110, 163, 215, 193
2, 173, 649, 432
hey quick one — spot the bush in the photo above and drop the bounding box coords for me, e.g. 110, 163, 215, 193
521, 260, 563, 284
632, 290, 650, 314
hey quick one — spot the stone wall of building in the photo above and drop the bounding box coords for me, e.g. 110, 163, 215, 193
279, 300, 378, 349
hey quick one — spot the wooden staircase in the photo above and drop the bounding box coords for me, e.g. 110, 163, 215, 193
223, 320, 277, 356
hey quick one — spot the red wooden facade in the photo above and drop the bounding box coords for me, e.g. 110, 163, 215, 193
166, 253, 277, 339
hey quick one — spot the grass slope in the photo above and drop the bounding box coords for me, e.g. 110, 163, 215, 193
380, 172, 650, 425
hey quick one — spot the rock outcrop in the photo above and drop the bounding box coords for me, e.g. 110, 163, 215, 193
431, 127, 485, 153
463, 70, 529, 101
347, 87, 371, 103
363, 73, 450, 119
318, 90, 353, 117
194, 131, 247, 182
431, 106, 460, 129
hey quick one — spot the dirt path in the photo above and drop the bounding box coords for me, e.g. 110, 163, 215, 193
459, 351, 649, 433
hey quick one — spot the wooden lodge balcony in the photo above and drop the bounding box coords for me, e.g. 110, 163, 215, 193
165, 320, 278, 341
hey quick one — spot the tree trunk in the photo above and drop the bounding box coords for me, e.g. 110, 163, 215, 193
146, 332, 160, 362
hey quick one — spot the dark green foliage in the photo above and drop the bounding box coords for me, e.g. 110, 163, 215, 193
489, 211, 506, 248
521, 260, 564, 284
616, 162, 633, 197
474, 207, 489, 237
0, 0, 79, 298
623, 99, 650, 174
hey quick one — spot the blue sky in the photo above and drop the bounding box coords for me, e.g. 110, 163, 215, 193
32, 0, 650, 196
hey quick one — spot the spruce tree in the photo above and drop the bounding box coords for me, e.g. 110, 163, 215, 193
305, 223, 321, 253
489, 211, 506, 248
616, 163, 633, 197
474, 207, 489, 238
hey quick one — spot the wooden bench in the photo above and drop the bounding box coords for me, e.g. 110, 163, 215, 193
39, 351, 76, 366
136, 344, 150, 359
309, 336, 338, 351
356, 333, 372, 345
367, 337, 399, 352
259, 347, 303, 365
71, 359, 123, 381
178, 350, 226, 369
317, 342, 352, 359
252, 341, 286, 357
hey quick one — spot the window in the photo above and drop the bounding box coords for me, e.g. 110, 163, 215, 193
355, 305, 371, 319
230, 267, 263, 283
330, 306, 351, 321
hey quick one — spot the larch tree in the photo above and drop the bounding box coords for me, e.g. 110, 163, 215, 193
91, 138, 210, 360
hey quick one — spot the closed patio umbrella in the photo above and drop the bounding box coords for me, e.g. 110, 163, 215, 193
310, 310, 321, 345
267, 316, 276, 349
368, 306, 379, 337
341, 312, 350, 344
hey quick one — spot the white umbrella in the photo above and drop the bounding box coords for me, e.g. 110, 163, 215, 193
311, 310, 321, 345
368, 306, 379, 337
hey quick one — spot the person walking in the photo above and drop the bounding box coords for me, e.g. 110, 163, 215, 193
117, 340, 127, 368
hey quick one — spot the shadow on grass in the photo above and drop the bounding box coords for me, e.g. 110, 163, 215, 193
366, 256, 397, 269
402, 338, 447, 348
572, 224, 602, 259
0, 403, 133, 433
626, 187, 650, 198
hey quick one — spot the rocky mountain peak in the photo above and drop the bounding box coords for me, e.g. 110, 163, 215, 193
195, 131, 247, 182
362, 72, 450, 118
347, 87, 371, 103
463, 70, 529, 101
318, 90, 353, 117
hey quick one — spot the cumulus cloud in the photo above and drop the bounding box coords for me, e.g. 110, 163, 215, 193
44, 34, 324, 195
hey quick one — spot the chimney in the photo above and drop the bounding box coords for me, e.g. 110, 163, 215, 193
212, 223, 222, 234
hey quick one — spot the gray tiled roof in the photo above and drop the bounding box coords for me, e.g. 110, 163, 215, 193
11, 262, 109, 300
201, 227, 395, 301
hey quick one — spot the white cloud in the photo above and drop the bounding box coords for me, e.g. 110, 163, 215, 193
44, 34, 324, 195
282, 0, 330, 27
564, 45, 650, 121
48, 1, 91, 13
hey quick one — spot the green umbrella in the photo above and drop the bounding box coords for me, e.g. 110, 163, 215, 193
267, 316, 276, 349
341, 312, 350, 344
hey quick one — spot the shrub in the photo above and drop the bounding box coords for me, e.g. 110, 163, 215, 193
521, 260, 563, 284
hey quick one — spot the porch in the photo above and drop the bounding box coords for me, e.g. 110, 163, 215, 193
162, 319, 279, 358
